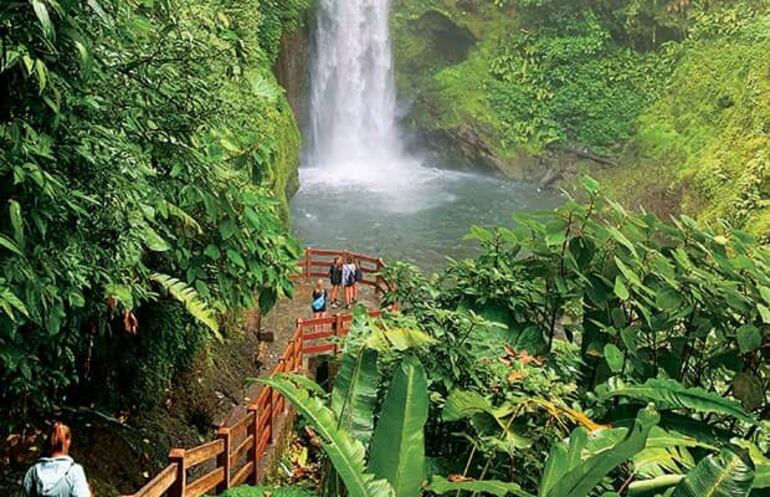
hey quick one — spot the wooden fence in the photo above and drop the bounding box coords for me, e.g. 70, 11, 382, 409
120, 248, 390, 497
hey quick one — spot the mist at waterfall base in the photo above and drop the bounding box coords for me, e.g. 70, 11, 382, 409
290, 0, 562, 273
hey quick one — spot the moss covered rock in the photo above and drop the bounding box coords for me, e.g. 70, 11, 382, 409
597, 16, 770, 239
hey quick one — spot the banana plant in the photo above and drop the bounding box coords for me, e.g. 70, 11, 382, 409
601, 378, 756, 425
539, 404, 661, 497
262, 374, 395, 497
332, 348, 379, 444
368, 356, 429, 497
264, 355, 428, 497
628, 447, 755, 497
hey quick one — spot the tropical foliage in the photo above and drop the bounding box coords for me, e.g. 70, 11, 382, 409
0, 0, 307, 424
392, 0, 770, 238
266, 182, 770, 497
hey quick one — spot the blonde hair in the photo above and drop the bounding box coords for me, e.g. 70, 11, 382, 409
315, 279, 324, 290
49, 421, 71, 455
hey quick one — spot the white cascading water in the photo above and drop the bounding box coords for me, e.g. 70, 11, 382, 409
303, 0, 422, 189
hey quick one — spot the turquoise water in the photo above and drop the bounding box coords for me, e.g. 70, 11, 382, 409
290, 165, 563, 274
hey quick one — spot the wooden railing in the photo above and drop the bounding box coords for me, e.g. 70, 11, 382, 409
298, 247, 391, 295
120, 248, 391, 497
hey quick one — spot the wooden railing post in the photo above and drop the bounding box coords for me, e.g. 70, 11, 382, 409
334, 313, 343, 354
216, 427, 231, 493
267, 387, 274, 445
296, 320, 304, 374
304, 247, 311, 281
168, 449, 186, 497
277, 358, 286, 413
247, 403, 260, 485
375, 257, 385, 295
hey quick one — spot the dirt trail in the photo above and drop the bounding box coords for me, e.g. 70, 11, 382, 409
218, 280, 379, 426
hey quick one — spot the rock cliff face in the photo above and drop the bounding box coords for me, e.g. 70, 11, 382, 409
272, 12, 312, 202
391, 1, 557, 181
274, 14, 311, 131
390, 1, 637, 185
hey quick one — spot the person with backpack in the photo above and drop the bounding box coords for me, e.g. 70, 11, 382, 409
342, 256, 357, 309
328, 256, 343, 309
311, 279, 328, 318
352, 258, 363, 303
23, 422, 91, 497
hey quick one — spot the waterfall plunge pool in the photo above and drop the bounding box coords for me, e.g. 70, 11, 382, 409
290, 163, 564, 274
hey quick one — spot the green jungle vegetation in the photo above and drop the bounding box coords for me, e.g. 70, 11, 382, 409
392, 0, 770, 238
248, 182, 770, 497
0, 0, 308, 425
3, 0, 770, 496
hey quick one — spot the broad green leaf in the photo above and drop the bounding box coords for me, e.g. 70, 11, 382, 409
204, 244, 221, 260
364, 326, 437, 352
442, 390, 511, 422
9, 200, 24, 246
0, 234, 24, 257
31, 0, 54, 38
0, 288, 30, 320
614, 257, 642, 288
732, 440, 770, 489
582, 175, 601, 194
757, 304, 770, 324
545, 405, 660, 497
142, 226, 171, 252
736, 325, 761, 354
368, 356, 428, 497
465, 225, 494, 243
332, 348, 379, 444
428, 476, 533, 497
106, 284, 134, 308
614, 276, 629, 301
226, 249, 246, 268
602, 378, 755, 424
604, 343, 623, 373
607, 226, 638, 258
262, 375, 395, 497
219, 219, 237, 240
758, 286, 770, 305
247, 72, 279, 100
671, 448, 754, 497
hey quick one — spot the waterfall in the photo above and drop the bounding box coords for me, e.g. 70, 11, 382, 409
304, 0, 418, 186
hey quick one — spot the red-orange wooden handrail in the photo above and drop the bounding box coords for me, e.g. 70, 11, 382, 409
120, 248, 392, 497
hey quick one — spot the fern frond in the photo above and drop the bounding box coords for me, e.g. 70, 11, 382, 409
150, 272, 220, 339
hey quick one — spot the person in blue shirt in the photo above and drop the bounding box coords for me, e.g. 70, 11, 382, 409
23, 422, 91, 497
311, 279, 328, 318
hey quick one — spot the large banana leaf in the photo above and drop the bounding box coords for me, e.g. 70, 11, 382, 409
428, 476, 534, 497
602, 378, 755, 424
581, 426, 712, 477
332, 348, 379, 443
262, 375, 394, 497
368, 356, 428, 497
543, 405, 660, 497
733, 439, 770, 489
671, 448, 754, 497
